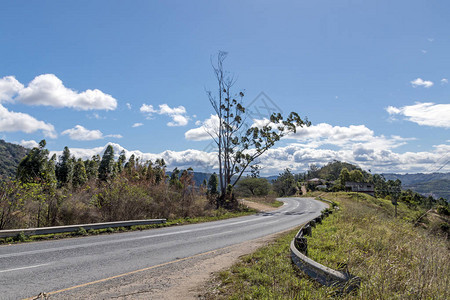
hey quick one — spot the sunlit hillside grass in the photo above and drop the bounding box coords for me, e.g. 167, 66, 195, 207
205, 192, 450, 299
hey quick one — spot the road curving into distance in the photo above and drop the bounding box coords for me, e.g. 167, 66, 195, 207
0, 197, 327, 299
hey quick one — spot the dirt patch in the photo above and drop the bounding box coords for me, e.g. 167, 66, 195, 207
239, 199, 280, 212
52, 230, 293, 300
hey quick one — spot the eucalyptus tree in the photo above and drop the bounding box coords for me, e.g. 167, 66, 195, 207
206, 52, 310, 207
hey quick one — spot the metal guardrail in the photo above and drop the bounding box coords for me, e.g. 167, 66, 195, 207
290, 203, 360, 293
0, 219, 166, 238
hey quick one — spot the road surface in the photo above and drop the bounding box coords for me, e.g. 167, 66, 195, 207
0, 197, 327, 299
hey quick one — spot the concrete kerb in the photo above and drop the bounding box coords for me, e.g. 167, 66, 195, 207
0, 219, 167, 238
290, 198, 360, 293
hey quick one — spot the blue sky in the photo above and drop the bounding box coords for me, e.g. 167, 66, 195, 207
0, 1, 449, 175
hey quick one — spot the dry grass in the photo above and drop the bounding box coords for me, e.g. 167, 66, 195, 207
204, 192, 450, 299
241, 195, 284, 208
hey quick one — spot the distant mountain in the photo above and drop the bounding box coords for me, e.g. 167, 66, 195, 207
383, 173, 450, 200
0, 140, 29, 179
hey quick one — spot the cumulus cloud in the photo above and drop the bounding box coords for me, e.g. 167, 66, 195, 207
50, 141, 450, 175
18, 139, 39, 149
140, 103, 189, 126
61, 125, 122, 141
0, 74, 117, 110
132, 123, 143, 128
185, 115, 220, 141
0, 104, 57, 138
285, 123, 411, 150
0, 76, 24, 103
441, 78, 448, 85
51, 143, 218, 171
411, 78, 433, 88
386, 102, 450, 128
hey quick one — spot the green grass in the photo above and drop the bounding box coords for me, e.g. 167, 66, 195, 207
0, 208, 256, 244
205, 193, 450, 299
203, 228, 333, 299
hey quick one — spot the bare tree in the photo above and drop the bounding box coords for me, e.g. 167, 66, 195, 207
206, 52, 310, 207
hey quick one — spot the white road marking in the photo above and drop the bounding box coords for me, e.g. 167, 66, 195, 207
0, 216, 275, 259
0, 263, 50, 273
0, 198, 315, 260
196, 231, 233, 240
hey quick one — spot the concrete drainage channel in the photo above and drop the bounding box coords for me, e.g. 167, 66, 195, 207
290, 198, 361, 293
0, 219, 166, 238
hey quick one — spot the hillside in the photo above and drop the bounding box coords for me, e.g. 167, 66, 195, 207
383, 173, 450, 199
0, 140, 29, 179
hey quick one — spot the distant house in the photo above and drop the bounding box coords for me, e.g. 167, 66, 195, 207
307, 178, 323, 185
345, 182, 375, 196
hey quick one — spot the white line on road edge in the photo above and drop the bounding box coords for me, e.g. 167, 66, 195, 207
197, 231, 234, 240
1, 198, 311, 260
0, 216, 275, 259
0, 263, 50, 273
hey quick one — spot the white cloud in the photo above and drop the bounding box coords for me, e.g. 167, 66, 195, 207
0, 104, 57, 138
52, 143, 218, 171
0, 76, 24, 103
185, 115, 220, 141
126, 103, 132, 109
61, 125, 122, 141
411, 78, 433, 88
1, 74, 118, 110
140, 103, 189, 126
50, 140, 450, 176
132, 123, 143, 128
386, 102, 450, 128
285, 123, 411, 151
140, 104, 157, 115
18, 139, 39, 149
441, 78, 448, 85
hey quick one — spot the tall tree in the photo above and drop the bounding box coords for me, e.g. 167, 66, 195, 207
206, 52, 310, 207
56, 146, 74, 187
349, 169, 364, 182
339, 168, 350, 186
17, 140, 54, 184
98, 145, 115, 181
72, 159, 88, 189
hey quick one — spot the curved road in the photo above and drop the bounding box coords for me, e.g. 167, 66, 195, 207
0, 197, 327, 299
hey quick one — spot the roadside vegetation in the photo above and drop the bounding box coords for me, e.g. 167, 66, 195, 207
0, 209, 255, 244
204, 192, 449, 299
0, 140, 255, 233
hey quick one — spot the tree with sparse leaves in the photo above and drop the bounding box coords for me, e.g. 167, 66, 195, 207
206, 52, 310, 207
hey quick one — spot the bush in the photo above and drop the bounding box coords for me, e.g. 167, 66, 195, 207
14, 232, 27, 242
76, 227, 88, 236
437, 205, 450, 216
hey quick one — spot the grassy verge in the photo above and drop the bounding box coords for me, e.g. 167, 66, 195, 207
242, 195, 284, 208
0, 207, 256, 245
205, 193, 450, 299
203, 228, 331, 299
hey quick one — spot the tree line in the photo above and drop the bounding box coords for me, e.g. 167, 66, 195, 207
0, 141, 210, 230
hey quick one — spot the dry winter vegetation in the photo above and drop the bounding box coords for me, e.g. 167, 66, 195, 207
204, 192, 449, 299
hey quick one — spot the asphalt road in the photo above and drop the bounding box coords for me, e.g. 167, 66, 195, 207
0, 197, 327, 299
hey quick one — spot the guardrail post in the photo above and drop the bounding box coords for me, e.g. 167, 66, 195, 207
295, 237, 308, 254
303, 225, 312, 236
309, 220, 316, 227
